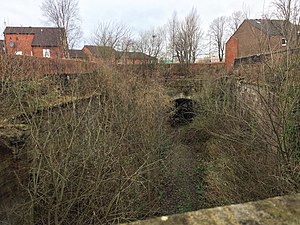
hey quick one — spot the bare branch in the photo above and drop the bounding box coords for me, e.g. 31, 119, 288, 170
228, 11, 246, 35
136, 27, 165, 58
209, 16, 228, 62
41, 0, 82, 49
168, 8, 203, 64
91, 21, 132, 50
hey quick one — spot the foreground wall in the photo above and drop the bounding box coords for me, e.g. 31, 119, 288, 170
116, 62, 225, 79
0, 54, 225, 80
123, 193, 300, 225
0, 55, 99, 80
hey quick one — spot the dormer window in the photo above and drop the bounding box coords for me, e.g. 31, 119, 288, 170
282, 38, 287, 47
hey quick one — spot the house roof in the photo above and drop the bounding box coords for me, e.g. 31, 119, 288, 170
82, 45, 156, 61
84, 45, 116, 59
4, 26, 66, 47
69, 49, 88, 59
117, 51, 155, 60
247, 19, 294, 36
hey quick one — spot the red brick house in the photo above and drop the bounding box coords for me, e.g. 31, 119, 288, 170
116, 51, 157, 65
69, 49, 88, 60
83, 45, 116, 63
82, 45, 157, 64
3, 26, 68, 59
225, 19, 300, 71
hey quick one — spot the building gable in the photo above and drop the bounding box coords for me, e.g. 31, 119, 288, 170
83, 45, 116, 59
69, 49, 88, 60
225, 19, 299, 72
4, 26, 66, 47
3, 26, 67, 58
117, 51, 157, 64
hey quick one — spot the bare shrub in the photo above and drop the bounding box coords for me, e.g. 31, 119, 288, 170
1, 61, 172, 224
192, 64, 300, 207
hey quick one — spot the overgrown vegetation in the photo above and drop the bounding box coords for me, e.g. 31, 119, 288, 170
1, 60, 174, 224
187, 55, 300, 208
1, 51, 300, 224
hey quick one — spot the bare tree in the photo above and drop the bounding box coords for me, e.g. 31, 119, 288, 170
41, 0, 82, 50
228, 11, 246, 35
168, 8, 203, 64
167, 11, 180, 62
272, 0, 300, 40
137, 27, 165, 59
92, 21, 132, 50
209, 16, 228, 62
272, 0, 300, 23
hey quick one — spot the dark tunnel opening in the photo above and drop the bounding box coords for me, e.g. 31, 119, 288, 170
170, 98, 196, 126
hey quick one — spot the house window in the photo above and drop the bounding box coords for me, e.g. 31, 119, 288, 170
9, 40, 15, 48
15, 51, 22, 55
282, 38, 287, 47
43, 49, 51, 58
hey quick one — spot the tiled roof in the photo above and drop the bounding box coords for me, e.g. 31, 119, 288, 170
84, 45, 116, 59
4, 26, 66, 47
83, 45, 157, 61
4, 26, 38, 34
117, 51, 155, 60
69, 49, 88, 59
248, 19, 295, 36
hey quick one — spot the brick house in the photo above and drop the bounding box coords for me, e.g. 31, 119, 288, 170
225, 19, 300, 71
116, 51, 157, 65
69, 49, 88, 60
83, 45, 116, 63
3, 26, 68, 59
82, 45, 157, 64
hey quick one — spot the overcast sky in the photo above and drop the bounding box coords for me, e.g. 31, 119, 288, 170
1, 0, 274, 47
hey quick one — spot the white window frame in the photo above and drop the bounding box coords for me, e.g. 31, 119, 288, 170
43, 49, 51, 58
281, 38, 287, 47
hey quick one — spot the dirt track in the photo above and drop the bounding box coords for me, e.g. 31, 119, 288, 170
161, 128, 206, 215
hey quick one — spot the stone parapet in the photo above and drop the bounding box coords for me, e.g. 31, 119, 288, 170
122, 193, 300, 225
